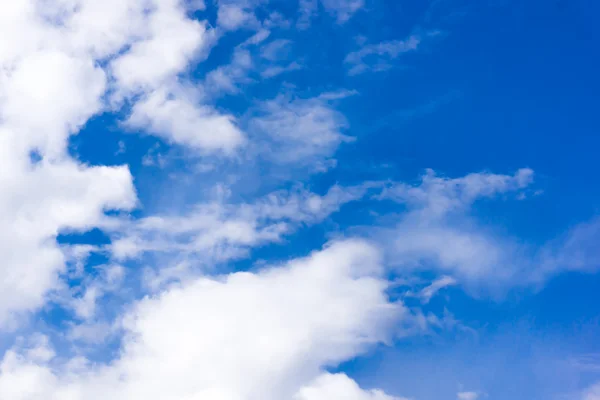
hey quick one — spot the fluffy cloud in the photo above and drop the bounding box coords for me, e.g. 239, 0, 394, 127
0, 160, 135, 326
0, 0, 254, 327
109, 0, 211, 94
296, 373, 407, 400
125, 86, 245, 153
0, 240, 404, 400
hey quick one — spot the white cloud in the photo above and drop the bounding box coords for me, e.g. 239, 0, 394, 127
457, 391, 479, 400
377, 169, 533, 286
379, 168, 534, 217
68, 264, 126, 321
108, 183, 377, 284
297, 0, 318, 29
298, 0, 364, 26
125, 86, 246, 153
0, 240, 404, 400
296, 373, 408, 400
249, 94, 353, 167
418, 276, 457, 304
376, 168, 600, 290
217, 4, 259, 31
537, 216, 600, 280
321, 0, 364, 23
0, 160, 136, 327
0, 0, 263, 328
205, 47, 254, 95
109, 0, 212, 94
260, 39, 292, 61
345, 36, 421, 75
261, 61, 303, 78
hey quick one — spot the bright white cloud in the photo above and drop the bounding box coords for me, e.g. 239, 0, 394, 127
109, 0, 211, 93
125, 86, 246, 153
296, 373, 409, 400
0, 160, 135, 326
0, 0, 256, 327
0, 240, 404, 400
1, 1, 598, 399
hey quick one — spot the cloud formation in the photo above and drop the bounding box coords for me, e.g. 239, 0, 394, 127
0, 1, 598, 400
0, 241, 405, 400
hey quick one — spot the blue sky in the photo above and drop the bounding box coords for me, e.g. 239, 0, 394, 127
0, 0, 599, 399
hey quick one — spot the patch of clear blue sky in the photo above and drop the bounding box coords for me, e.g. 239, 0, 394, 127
59, 0, 600, 398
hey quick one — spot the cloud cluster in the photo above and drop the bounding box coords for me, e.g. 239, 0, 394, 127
107, 183, 376, 282
1, 1, 599, 399
376, 168, 600, 291
0, 241, 405, 400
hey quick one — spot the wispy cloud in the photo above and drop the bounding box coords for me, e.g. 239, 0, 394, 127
248, 93, 354, 168
298, 0, 364, 28
373, 168, 600, 293
345, 35, 421, 75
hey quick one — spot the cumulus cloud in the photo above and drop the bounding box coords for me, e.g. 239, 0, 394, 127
1, 1, 598, 399
125, 86, 246, 153
0, 240, 405, 400
0, 160, 136, 326
0, 0, 264, 327
109, 0, 212, 94
296, 373, 409, 400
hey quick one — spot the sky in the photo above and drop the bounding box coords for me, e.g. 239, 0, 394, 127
0, 0, 599, 399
